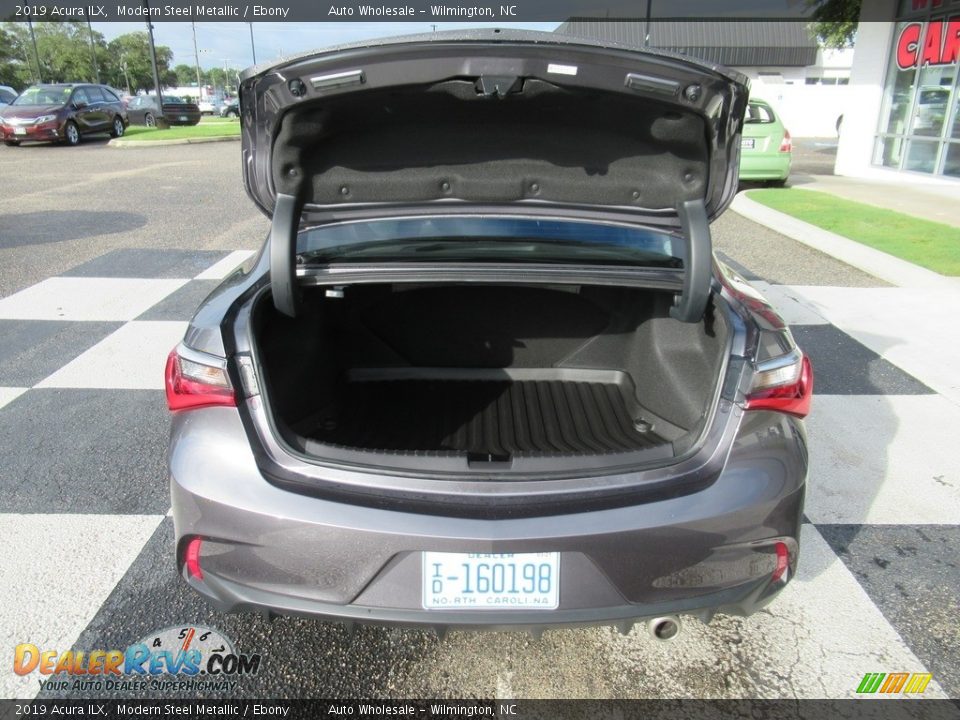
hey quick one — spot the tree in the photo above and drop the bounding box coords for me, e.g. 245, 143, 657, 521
0, 24, 32, 89
106, 32, 174, 93
173, 63, 197, 86
0, 21, 114, 88
30, 22, 107, 83
205, 66, 241, 94
808, 0, 862, 48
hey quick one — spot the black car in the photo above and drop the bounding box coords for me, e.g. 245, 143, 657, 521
0, 83, 128, 146
127, 95, 202, 127
220, 98, 239, 118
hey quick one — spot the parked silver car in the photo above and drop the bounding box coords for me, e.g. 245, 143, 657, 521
167, 31, 811, 633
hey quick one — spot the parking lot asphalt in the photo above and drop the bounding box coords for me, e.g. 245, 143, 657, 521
1, 141, 957, 700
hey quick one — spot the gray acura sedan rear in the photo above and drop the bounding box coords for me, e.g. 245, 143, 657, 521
166, 30, 811, 635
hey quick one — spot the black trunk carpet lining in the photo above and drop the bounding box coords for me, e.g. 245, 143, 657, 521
310, 379, 664, 456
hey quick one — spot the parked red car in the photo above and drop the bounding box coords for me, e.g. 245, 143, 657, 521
0, 83, 128, 147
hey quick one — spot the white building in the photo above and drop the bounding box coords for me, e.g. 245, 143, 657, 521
556, 20, 853, 137
835, 0, 959, 182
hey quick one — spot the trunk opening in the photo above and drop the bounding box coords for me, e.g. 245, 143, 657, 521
251, 282, 729, 474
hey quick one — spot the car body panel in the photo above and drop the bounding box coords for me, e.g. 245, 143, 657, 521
739, 98, 791, 182
171, 405, 804, 627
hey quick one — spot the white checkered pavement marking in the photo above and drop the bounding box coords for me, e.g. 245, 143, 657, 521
784, 285, 960, 405
0, 387, 28, 411
194, 250, 256, 280
0, 278, 188, 322
36, 321, 189, 390
0, 513, 164, 700
805, 394, 960, 526
599, 525, 947, 698
0, 258, 950, 700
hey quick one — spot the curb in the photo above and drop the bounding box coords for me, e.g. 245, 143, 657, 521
730, 192, 958, 290
109, 135, 240, 148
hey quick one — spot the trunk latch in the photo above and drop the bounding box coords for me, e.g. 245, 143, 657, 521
467, 452, 513, 469
476, 75, 520, 98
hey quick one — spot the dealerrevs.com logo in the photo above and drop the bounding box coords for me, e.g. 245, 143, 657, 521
14, 625, 261, 694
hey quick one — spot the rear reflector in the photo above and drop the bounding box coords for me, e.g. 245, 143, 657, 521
779, 129, 792, 153
165, 347, 235, 411
745, 353, 813, 418
771, 541, 789, 583
184, 536, 203, 580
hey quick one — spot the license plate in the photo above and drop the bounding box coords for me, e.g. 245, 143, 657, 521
741, 138, 755, 149
179, 115, 188, 121
422, 552, 560, 610
14, 128, 26, 135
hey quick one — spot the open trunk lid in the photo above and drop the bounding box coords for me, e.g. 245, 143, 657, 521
238, 29, 749, 320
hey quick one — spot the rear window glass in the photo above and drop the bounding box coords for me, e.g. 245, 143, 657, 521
102, 87, 121, 102
297, 217, 682, 268
745, 103, 776, 124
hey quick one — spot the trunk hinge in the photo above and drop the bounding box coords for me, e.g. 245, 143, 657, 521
270, 192, 304, 318
670, 199, 712, 324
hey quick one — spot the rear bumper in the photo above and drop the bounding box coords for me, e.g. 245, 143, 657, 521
170, 408, 807, 628
738, 153, 791, 181
165, 113, 202, 126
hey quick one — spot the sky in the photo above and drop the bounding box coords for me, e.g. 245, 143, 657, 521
95, 22, 561, 71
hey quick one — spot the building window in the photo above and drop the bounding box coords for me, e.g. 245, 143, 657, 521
873, 13, 960, 176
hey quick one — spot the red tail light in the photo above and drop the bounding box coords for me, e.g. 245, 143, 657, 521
745, 352, 813, 418
779, 129, 792, 153
184, 536, 203, 580
771, 541, 789, 583
165, 347, 235, 411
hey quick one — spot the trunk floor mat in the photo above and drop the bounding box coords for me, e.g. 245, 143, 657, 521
310, 379, 664, 456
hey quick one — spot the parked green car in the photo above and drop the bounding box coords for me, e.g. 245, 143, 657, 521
738, 99, 791, 186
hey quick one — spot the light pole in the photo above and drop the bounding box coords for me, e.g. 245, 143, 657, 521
248, 23, 257, 65
220, 58, 231, 96
143, 0, 164, 123
27, 18, 42, 83
191, 22, 204, 103
86, 19, 100, 83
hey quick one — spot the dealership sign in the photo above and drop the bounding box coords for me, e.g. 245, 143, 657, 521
896, 18, 960, 69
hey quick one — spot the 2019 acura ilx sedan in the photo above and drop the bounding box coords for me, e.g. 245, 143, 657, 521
166, 30, 811, 634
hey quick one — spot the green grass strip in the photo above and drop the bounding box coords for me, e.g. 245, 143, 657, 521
123, 121, 240, 141
747, 189, 960, 275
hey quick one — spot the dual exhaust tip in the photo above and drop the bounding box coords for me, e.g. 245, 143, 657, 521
647, 615, 681, 641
